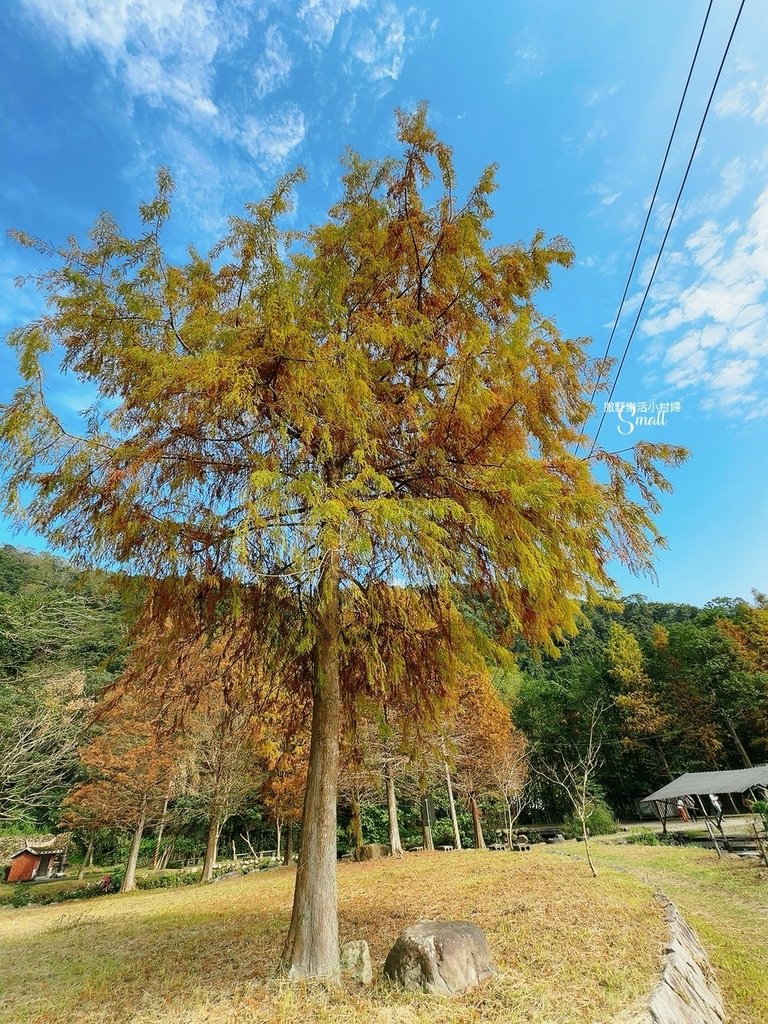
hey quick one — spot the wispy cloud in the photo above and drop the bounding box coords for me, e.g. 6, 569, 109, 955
19, 0, 253, 118
585, 83, 619, 108
641, 185, 768, 414
253, 24, 294, 99
238, 105, 307, 167
297, 0, 364, 46
14, 0, 436, 250
715, 76, 768, 124
348, 3, 433, 82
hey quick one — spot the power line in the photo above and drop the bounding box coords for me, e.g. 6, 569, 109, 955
574, 0, 715, 454
587, 0, 747, 456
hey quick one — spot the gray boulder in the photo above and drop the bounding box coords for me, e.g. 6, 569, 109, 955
383, 920, 495, 995
358, 843, 390, 860
340, 939, 372, 985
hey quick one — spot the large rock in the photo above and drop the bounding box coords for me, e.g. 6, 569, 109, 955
358, 843, 390, 861
383, 920, 495, 995
340, 940, 372, 985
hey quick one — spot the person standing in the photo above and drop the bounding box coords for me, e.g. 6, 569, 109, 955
676, 798, 690, 822
709, 793, 723, 829
683, 796, 698, 823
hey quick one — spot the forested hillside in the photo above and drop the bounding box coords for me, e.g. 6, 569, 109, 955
0, 545, 129, 829
1, 544, 766, 859
513, 595, 768, 816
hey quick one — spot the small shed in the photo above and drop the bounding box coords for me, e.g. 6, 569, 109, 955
642, 765, 768, 806
641, 765, 768, 828
7, 845, 66, 883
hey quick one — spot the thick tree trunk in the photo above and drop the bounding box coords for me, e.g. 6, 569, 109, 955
469, 793, 486, 849
444, 758, 462, 850
201, 811, 220, 883
77, 835, 94, 880
283, 821, 294, 866
282, 552, 342, 979
385, 761, 404, 857
121, 795, 147, 893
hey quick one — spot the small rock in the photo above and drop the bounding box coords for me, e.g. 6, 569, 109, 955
383, 919, 495, 995
340, 939, 372, 985
212, 871, 240, 883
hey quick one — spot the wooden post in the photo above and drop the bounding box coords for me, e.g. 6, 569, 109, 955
704, 819, 721, 858
751, 822, 768, 867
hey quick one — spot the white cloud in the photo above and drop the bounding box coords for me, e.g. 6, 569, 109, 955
716, 76, 768, 124
348, 2, 429, 82
297, 0, 364, 46
19, 0, 253, 117
585, 83, 618, 108
239, 106, 306, 166
642, 185, 768, 414
253, 24, 294, 98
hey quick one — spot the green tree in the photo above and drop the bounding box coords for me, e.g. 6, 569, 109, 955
0, 107, 683, 977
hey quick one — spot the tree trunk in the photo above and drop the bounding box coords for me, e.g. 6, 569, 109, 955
421, 784, 434, 851
722, 710, 753, 768
153, 792, 170, 869
444, 758, 462, 850
121, 795, 147, 893
581, 813, 597, 877
276, 819, 282, 861
283, 821, 294, 866
77, 835, 94, 880
201, 811, 220, 883
654, 740, 674, 781
349, 790, 364, 860
385, 760, 404, 857
282, 551, 342, 980
469, 793, 486, 849
153, 794, 171, 868
504, 800, 513, 848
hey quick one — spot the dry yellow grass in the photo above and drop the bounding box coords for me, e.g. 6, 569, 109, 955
0, 850, 664, 1024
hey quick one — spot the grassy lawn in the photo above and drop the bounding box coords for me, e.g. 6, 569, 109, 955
561, 838, 768, 1024
0, 850, 663, 1024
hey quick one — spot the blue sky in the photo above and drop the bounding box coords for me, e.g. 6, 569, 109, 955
0, 0, 767, 605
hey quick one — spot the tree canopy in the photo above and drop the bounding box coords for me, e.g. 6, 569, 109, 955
0, 106, 685, 977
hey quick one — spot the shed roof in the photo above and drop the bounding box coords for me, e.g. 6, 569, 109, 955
10, 846, 65, 859
642, 765, 768, 803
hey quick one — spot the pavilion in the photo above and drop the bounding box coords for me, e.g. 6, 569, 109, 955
642, 765, 768, 827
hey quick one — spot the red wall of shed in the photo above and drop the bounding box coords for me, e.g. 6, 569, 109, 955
7, 851, 38, 883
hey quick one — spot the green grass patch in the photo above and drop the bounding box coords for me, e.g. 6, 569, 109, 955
564, 838, 768, 1024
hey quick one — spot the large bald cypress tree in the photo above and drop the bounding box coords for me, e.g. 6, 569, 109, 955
0, 106, 684, 977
